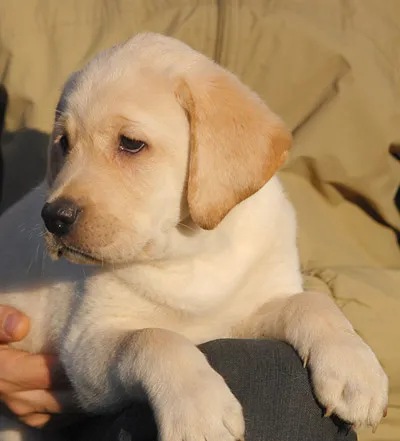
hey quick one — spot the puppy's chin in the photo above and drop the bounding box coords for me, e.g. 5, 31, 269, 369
43, 231, 103, 266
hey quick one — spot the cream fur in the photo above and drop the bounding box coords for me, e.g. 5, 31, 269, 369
0, 33, 388, 441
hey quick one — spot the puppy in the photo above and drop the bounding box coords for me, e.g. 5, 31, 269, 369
0, 33, 388, 441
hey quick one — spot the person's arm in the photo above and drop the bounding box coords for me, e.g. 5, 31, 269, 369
0, 305, 78, 428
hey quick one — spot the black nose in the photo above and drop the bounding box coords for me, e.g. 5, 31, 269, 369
41, 198, 80, 237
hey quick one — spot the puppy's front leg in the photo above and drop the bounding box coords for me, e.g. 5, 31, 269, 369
242, 292, 388, 430
62, 328, 244, 441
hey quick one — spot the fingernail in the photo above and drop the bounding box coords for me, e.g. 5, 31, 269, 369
3, 313, 20, 338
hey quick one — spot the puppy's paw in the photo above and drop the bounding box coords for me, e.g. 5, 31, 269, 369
153, 368, 244, 441
307, 331, 388, 430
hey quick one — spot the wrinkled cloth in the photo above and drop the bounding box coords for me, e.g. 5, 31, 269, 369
0, 1, 399, 439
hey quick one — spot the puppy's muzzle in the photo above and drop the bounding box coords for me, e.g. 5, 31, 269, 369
41, 198, 81, 237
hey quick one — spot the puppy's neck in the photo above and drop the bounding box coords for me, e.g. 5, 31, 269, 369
162, 175, 286, 260
113, 177, 288, 315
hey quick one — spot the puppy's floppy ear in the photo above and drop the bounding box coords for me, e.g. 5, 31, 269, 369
176, 68, 292, 230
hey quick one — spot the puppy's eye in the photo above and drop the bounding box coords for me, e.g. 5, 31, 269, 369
58, 135, 69, 156
119, 135, 147, 153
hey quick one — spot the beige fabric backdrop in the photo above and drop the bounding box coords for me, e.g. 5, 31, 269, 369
0, 1, 399, 439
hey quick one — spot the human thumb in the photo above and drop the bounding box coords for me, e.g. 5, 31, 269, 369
0, 305, 30, 343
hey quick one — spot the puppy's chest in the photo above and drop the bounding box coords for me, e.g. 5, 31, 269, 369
77, 274, 245, 345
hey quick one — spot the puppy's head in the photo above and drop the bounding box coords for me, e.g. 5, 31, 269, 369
43, 33, 291, 266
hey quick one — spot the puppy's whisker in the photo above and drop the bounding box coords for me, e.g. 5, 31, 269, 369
35, 242, 41, 263
177, 222, 197, 233
26, 255, 35, 274
18, 223, 26, 233
30, 224, 43, 234
28, 223, 42, 241
41, 248, 47, 275
26, 242, 41, 274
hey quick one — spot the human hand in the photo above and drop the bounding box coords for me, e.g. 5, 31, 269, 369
0, 305, 80, 428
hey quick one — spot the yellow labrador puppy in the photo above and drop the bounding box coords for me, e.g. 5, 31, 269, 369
0, 33, 388, 441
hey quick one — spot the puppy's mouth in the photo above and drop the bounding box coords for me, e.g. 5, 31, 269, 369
58, 245, 103, 265
43, 231, 145, 267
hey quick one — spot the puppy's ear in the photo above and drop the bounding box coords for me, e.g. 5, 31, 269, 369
176, 69, 292, 230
